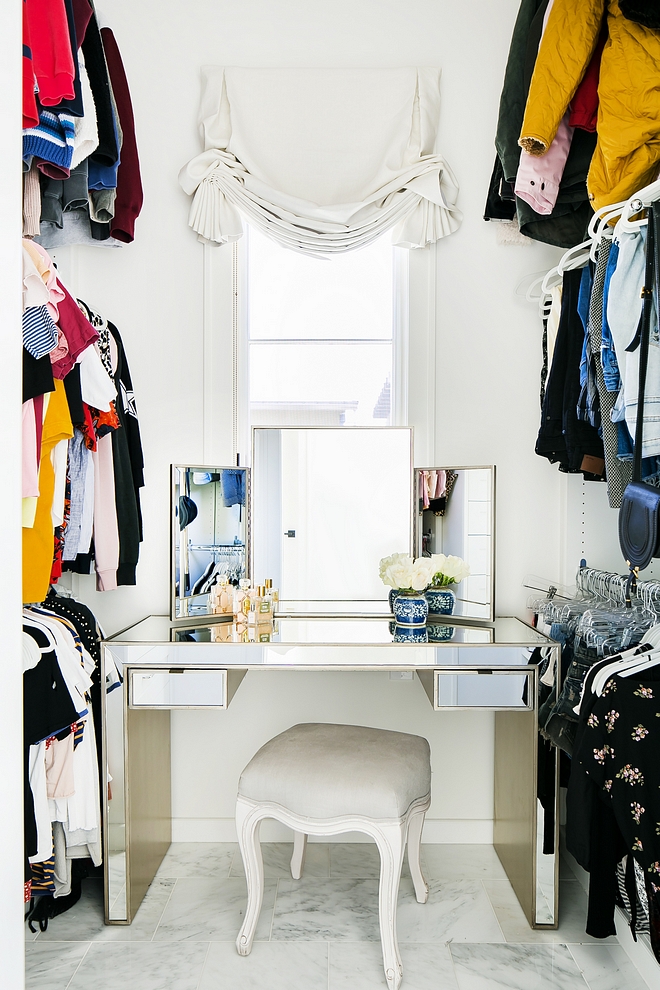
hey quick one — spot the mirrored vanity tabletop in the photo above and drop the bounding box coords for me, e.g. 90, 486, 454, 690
105, 613, 550, 668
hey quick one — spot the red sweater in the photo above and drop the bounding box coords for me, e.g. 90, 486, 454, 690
101, 27, 143, 243
22, 0, 38, 128
25, 0, 76, 106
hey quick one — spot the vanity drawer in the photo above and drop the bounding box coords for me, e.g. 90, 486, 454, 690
129, 667, 233, 708
421, 668, 534, 711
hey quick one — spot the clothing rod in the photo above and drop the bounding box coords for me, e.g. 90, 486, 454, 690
188, 543, 245, 553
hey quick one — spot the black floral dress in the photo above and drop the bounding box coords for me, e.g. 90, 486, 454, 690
579, 668, 660, 956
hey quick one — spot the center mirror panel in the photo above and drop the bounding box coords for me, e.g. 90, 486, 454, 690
171, 465, 250, 620
252, 428, 412, 601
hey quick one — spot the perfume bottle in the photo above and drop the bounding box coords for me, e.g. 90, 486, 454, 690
233, 578, 251, 618
265, 578, 279, 605
212, 574, 232, 615
257, 585, 273, 617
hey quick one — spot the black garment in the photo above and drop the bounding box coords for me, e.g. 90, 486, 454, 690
620, 0, 660, 29
535, 267, 605, 478
63, 548, 94, 576
63, 362, 84, 425
495, 0, 549, 182
42, 591, 105, 797
108, 321, 145, 579
569, 658, 660, 958
23, 626, 80, 860
23, 349, 55, 403
81, 11, 119, 167
47, 0, 83, 117
483, 157, 516, 223
23, 627, 80, 744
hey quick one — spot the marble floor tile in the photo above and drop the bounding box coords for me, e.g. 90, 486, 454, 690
329, 940, 459, 990
25, 940, 90, 990
271, 878, 381, 941
156, 842, 237, 879
154, 876, 276, 942
199, 940, 328, 990
66, 940, 209, 990
230, 841, 330, 879
396, 879, 505, 944
483, 880, 617, 945
329, 842, 411, 879
37, 877, 175, 942
450, 943, 588, 990
567, 943, 648, 990
421, 845, 507, 882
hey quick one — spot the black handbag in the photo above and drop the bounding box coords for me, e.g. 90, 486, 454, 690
618, 204, 660, 584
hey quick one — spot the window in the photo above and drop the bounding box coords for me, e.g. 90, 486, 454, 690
245, 226, 405, 428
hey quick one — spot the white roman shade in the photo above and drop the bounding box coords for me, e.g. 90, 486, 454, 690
179, 67, 462, 255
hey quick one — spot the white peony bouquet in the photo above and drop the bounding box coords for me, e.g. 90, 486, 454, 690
429, 553, 470, 587
379, 553, 436, 592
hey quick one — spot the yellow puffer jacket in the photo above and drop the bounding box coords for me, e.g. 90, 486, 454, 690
519, 0, 660, 212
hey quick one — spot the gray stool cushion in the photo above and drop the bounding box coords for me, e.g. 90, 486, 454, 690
238, 723, 431, 820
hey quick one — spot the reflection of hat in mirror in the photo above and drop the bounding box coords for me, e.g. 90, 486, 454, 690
192, 471, 213, 485
178, 495, 198, 530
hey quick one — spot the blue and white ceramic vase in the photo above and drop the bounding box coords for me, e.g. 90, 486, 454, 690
388, 588, 401, 612
427, 623, 455, 643
425, 586, 456, 616
393, 623, 428, 644
392, 590, 428, 626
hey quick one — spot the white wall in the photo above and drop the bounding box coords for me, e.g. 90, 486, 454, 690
2, 1, 26, 985
55, 0, 589, 841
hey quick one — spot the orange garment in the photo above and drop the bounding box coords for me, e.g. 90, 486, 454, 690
520, 0, 660, 211
23, 380, 73, 604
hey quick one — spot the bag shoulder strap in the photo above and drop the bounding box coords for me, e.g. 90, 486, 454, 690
632, 205, 656, 484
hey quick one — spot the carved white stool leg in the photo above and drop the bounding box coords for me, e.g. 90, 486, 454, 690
374, 821, 406, 990
235, 798, 265, 956
406, 808, 429, 904
291, 831, 307, 879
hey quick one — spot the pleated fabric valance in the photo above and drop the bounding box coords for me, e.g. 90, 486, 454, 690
178, 67, 462, 255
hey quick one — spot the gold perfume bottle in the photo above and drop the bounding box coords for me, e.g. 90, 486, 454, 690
265, 578, 279, 606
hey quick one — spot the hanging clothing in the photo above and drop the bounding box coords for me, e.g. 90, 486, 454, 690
535, 267, 606, 478
520, 0, 660, 212
24, 0, 76, 108
100, 26, 143, 242
23, 381, 73, 604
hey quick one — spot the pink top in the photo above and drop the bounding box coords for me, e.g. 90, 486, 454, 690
29, 241, 66, 320
515, 112, 574, 215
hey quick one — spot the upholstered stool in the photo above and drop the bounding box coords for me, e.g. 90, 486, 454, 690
235, 722, 431, 990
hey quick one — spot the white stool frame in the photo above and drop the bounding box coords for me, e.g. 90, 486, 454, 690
235, 793, 430, 990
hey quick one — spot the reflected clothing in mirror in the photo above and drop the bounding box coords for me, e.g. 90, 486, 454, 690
172, 465, 250, 619
414, 467, 495, 622
221, 469, 245, 506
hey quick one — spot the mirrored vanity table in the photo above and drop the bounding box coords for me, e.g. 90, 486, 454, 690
102, 614, 559, 933
102, 427, 560, 938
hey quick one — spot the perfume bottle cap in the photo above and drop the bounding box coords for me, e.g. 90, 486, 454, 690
239, 578, 251, 590
265, 578, 272, 589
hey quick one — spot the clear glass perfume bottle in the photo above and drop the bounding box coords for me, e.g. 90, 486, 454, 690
234, 578, 251, 618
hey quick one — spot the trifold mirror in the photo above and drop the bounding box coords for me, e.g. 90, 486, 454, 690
171, 465, 250, 619
172, 432, 495, 622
